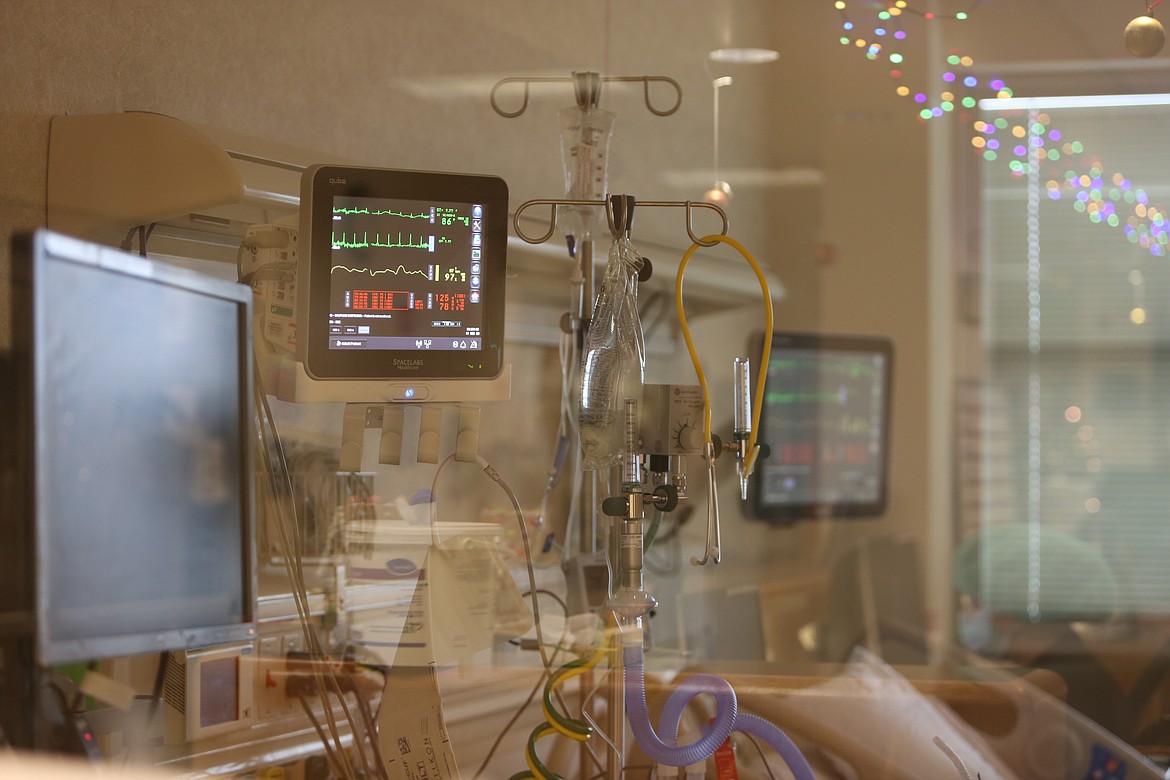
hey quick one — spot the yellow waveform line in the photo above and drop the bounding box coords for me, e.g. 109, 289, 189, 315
330, 264, 429, 278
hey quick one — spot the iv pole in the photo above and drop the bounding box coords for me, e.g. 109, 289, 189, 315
494, 72, 721, 780
513, 195, 727, 780
494, 70, 683, 560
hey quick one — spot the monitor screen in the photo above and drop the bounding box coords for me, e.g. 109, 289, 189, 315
299, 165, 508, 381
751, 331, 893, 522
6, 230, 256, 664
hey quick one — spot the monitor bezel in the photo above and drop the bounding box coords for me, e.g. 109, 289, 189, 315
750, 330, 894, 524
14, 230, 257, 665
298, 164, 508, 382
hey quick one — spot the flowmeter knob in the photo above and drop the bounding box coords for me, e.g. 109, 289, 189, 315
652, 484, 679, 513
602, 496, 630, 517
676, 422, 704, 452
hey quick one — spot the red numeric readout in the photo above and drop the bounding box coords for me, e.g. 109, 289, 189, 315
435, 293, 466, 312
352, 289, 411, 311
780, 442, 871, 466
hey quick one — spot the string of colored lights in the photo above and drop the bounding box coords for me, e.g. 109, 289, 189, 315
833, 0, 1170, 257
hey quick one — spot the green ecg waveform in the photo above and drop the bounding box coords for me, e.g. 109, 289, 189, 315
332, 232, 431, 250
330, 264, 429, 278
333, 206, 430, 219
771, 358, 879, 379
766, 391, 846, 405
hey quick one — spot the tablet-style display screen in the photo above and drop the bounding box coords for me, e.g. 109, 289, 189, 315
301, 166, 507, 380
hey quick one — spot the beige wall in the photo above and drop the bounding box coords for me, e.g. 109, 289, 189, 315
8, 0, 1138, 655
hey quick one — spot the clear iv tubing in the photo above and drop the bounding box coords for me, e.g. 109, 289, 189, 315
623, 645, 815, 779
565, 269, 585, 547
532, 258, 585, 563
540, 281, 585, 561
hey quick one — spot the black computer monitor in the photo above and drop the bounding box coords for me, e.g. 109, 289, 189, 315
751, 331, 893, 523
2, 230, 256, 666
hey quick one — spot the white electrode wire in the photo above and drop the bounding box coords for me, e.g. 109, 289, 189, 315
256, 391, 383, 780
466, 456, 609, 777
426, 452, 558, 780
472, 604, 584, 779
299, 694, 347, 777
243, 246, 380, 780
254, 382, 365, 780
244, 283, 315, 654
355, 691, 389, 773
427, 454, 453, 548
248, 301, 385, 780
473, 660, 553, 779
482, 457, 554, 670
427, 454, 553, 672
253, 387, 324, 703
932, 736, 974, 780
706, 462, 720, 554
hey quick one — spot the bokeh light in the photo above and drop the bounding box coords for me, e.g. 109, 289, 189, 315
832, 0, 1170, 258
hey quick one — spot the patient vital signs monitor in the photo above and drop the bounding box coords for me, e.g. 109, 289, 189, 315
298, 165, 508, 385
751, 331, 893, 523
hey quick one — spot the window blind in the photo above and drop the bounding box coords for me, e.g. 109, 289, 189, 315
970, 99, 1170, 619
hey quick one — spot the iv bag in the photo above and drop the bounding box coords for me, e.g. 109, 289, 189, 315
559, 106, 615, 245
579, 236, 645, 468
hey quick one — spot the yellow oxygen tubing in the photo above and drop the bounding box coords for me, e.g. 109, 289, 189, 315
507, 641, 606, 779
540, 642, 606, 741
674, 233, 774, 476
525, 722, 561, 780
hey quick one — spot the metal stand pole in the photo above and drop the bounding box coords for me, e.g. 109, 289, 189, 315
606, 611, 625, 780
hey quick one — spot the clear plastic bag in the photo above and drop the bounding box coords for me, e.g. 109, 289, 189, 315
559, 106, 615, 245
579, 236, 645, 467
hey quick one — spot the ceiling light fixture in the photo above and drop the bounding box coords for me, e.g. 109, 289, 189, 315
708, 47, 780, 64
704, 76, 735, 204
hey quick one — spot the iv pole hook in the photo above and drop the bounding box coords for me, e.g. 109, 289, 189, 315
573, 71, 603, 110
607, 194, 636, 239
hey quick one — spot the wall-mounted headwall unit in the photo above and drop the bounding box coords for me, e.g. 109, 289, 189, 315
47, 113, 246, 245
45, 112, 781, 333
46, 112, 312, 266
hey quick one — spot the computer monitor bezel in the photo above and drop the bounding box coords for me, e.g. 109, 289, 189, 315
297, 164, 509, 382
750, 330, 893, 524
9, 230, 257, 665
